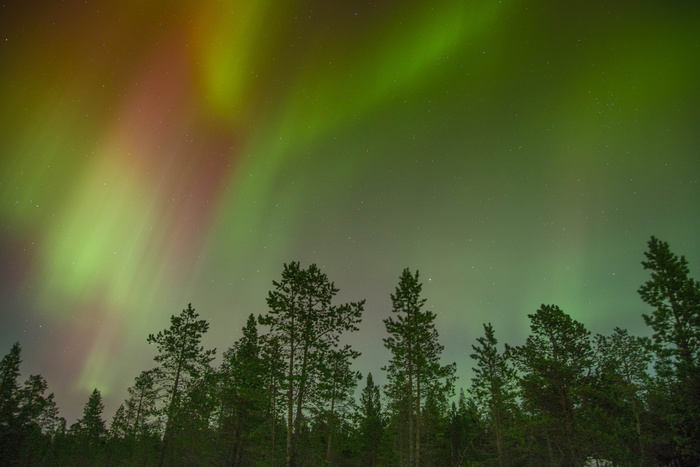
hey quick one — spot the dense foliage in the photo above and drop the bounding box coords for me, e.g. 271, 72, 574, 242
0, 237, 698, 466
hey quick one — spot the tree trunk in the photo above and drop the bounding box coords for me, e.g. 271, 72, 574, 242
326, 374, 338, 465
407, 367, 414, 467
270, 374, 277, 466
285, 344, 295, 467
232, 408, 243, 467
158, 354, 183, 467
415, 373, 421, 467
494, 410, 505, 467
292, 342, 311, 467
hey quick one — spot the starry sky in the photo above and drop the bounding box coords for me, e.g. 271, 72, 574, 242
1, 0, 699, 423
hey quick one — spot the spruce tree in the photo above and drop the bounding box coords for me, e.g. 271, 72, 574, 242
75, 388, 107, 465
357, 372, 383, 467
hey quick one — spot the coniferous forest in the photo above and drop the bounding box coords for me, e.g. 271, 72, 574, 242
1, 236, 699, 467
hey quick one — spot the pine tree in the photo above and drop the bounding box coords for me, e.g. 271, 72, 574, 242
147, 303, 216, 466
469, 323, 517, 467
511, 304, 593, 466
110, 368, 162, 465
638, 236, 700, 464
382, 268, 456, 467
0, 342, 21, 419
217, 314, 268, 466
315, 344, 360, 464
0, 344, 63, 465
0, 342, 22, 462
258, 261, 364, 467
259, 332, 286, 465
17, 375, 62, 436
18, 374, 62, 464
175, 369, 219, 464
639, 237, 700, 372
584, 328, 651, 464
123, 368, 162, 439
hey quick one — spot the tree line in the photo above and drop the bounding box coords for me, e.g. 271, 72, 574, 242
0, 236, 698, 466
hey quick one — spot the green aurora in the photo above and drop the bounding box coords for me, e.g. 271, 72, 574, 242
1, 0, 698, 421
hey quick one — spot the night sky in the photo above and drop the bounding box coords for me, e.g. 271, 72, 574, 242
1, 0, 699, 423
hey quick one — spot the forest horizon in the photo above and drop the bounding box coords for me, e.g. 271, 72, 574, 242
2, 0, 698, 430
1, 1, 698, 465
2, 235, 699, 466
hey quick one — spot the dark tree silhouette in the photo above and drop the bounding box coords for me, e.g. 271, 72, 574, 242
147, 303, 216, 466
73, 388, 107, 465
639, 236, 700, 464
0, 342, 23, 463
584, 328, 651, 464
511, 304, 593, 466
259, 261, 364, 467
217, 314, 268, 466
357, 372, 383, 467
0, 343, 63, 465
315, 344, 360, 464
383, 268, 455, 467
469, 323, 517, 467
110, 368, 162, 464
6, 244, 700, 466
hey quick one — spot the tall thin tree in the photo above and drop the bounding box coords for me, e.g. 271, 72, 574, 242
383, 268, 455, 467
638, 236, 700, 464
469, 323, 517, 467
218, 314, 267, 466
259, 261, 364, 467
74, 388, 107, 465
147, 303, 215, 466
